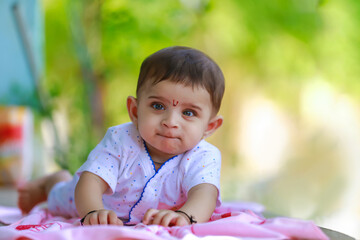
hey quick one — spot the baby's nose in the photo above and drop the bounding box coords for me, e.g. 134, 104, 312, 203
162, 112, 179, 128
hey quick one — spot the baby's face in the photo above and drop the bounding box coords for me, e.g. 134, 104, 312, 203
135, 81, 215, 161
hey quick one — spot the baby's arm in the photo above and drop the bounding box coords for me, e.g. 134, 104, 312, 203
75, 171, 123, 226
142, 183, 217, 226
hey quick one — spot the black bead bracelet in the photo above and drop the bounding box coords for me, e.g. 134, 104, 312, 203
175, 210, 197, 224
80, 210, 98, 226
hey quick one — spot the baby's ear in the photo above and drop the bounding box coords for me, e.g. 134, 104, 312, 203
203, 115, 223, 139
127, 96, 138, 126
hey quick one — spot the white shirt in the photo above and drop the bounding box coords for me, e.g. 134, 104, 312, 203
77, 122, 221, 224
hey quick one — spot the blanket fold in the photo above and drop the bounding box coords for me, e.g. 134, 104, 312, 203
0, 203, 329, 240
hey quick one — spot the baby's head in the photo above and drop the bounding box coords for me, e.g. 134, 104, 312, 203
127, 46, 225, 160
136, 46, 225, 115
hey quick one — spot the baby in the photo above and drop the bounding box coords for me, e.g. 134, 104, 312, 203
18, 46, 225, 227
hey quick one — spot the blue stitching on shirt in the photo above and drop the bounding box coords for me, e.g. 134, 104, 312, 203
125, 140, 178, 224
143, 141, 156, 172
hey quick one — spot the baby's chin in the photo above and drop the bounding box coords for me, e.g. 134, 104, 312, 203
151, 144, 186, 156
158, 145, 195, 157
146, 139, 195, 157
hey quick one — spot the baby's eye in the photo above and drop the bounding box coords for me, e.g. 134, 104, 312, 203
183, 110, 195, 117
152, 103, 165, 110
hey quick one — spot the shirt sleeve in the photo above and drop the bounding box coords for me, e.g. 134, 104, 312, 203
181, 143, 222, 206
76, 127, 123, 195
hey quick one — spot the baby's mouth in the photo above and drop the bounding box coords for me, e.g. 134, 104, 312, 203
157, 133, 179, 140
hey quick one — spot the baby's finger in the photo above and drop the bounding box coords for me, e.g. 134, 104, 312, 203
98, 211, 109, 225
159, 212, 177, 227
116, 218, 124, 226
88, 212, 100, 225
174, 215, 188, 226
152, 211, 168, 225
142, 208, 158, 224
108, 211, 122, 225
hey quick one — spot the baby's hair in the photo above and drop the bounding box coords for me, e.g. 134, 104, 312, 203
136, 46, 225, 113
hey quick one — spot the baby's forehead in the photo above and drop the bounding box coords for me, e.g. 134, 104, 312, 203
140, 79, 207, 95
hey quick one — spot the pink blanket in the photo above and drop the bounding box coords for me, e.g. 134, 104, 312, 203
0, 203, 328, 240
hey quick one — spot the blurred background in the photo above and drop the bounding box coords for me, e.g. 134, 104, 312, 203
1, 0, 359, 238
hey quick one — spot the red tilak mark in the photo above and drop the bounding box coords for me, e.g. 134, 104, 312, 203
173, 100, 179, 106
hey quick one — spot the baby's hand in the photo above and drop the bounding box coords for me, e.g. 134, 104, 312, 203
142, 209, 189, 227
81, 209, 123, 226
